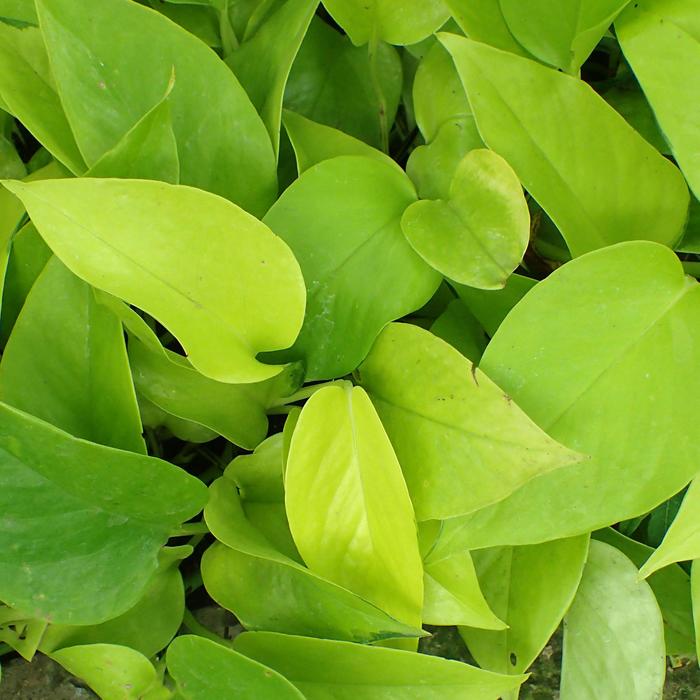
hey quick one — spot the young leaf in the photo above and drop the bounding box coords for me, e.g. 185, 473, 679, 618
234, 631, 527, 699
285, 384, 424, 627
322, 0, 449, 46
203, 477, 422, 642
459, 535, 589, 675
0, 402, 207, 624
226, 0, 318, 156
0, 257, 146, 453
36, 0, 276, 214
401, 148, 530, 288
560, 541, 665, 699
616, 0, 700, 199
358, 323, 583, 521
263, 156, 439, 380
167, 635, 305, 700
440, 33, 689, 256
434, 241, 700, 553
3, 178, 306, 384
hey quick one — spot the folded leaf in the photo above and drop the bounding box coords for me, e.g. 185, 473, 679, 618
359, 323, 583, 520
440, 33, 689, 256
3, 177, 306, 384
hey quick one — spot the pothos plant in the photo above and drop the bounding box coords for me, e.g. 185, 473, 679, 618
0, 0, 698, 698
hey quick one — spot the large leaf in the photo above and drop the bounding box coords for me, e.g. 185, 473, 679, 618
560, 541, 665, 699
358, 323, 583, 520
433, 242, 700, 554
227, 0, 317, 156
284, 17, 402, 149
3, 178, 305, 384
401, 148, 530, 288
0, 402, 207, 624
234, 631, 526, 699
0, 257, 145, 453
459, 535, 589, 675
36, 0, 276, 214
500, 0, 631, 72
168, 635, 305, 700
263, 156, 439, 380
616, 0, 700, 199
286, 384, 423, 627
440, 34, 689, 256
203, 477, 423, 642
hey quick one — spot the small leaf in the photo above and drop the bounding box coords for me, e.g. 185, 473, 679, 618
401, 148, 530, 288
561, 541, 665, 699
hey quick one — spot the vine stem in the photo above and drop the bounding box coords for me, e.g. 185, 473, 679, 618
367, 28, 389, 153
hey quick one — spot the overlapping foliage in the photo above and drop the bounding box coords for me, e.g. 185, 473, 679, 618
0, 0, 698, 698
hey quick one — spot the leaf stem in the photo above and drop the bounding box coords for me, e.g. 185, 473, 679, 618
170, 522, 210, 538
271, 379, 349, 409
368, 29, 389, 154
182, 609, 235, 647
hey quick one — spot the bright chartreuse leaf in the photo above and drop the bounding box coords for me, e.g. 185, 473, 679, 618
286, 383, 423, 628
429, 299, 487, 362
2, 177, 306, 384
616, 0, 700, 199
86, 92, 180, 183
322, 0, 449, 46
203, 476, 423, 642
560, 541, 665, 700
423, 551, 505, 630
234, 631, 526, 699
459, 535, 589, 676
500, 0, 631, 73
36, 0, 276, 214
401, 148, 530, 288
594, 528, 695, 656
0, 256, 146, 453
263, 156, 439, 380
51, 645, 167, 700
226, 0, 317, 156
0, 402, 207, 624
440, 33, 689, 257
283, 109, 395, 174
358, 323, 583, 521
638, 478, 700, 577
167, 635, 305, 700
433, 242, 700, 554
129, 338, 301, 450
284, 17, 402, 149
692, 562, 700, 660
0, 23, 85, 173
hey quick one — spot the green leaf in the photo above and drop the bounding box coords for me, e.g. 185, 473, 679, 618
401, 148, 530, 288
434, 242, 700, 554
500, 0, 631, 73
459, 535, 589, 675
203, 477, 423, 642
234, 631, 527, 699
129, 338, 300, 450
286, 383, 423, 627
429, 299, 487, 362
284, 17, 402, 148
440, 33, 689, 256
423, 551, 505, 629
560, 540, 665, 699
283, 109, 394, 174
51, 644, 166, 700
0, 134, 26, 179
616, 0, 700, 199
36, 0, 276, 214
2, 177, 306, 384
692, 561, 700, 660
0, 257, 146, 453
594, 528, 695, 656
358, 323, 583, 520
0, 0, 37, 25
168, 635, 305, 700
0, 24, 85, 173
226, 0, 317, 156
86, 92, 180, 183
263, 156, 439, 380
638, 478, 700, 577
322, 0, 449, 46
0, 402, 207, 624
